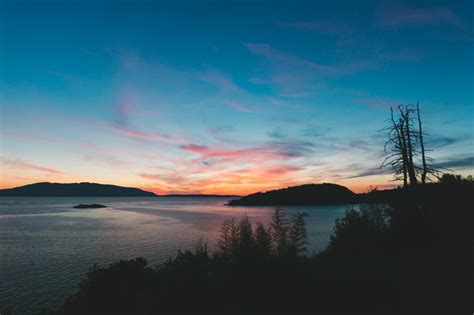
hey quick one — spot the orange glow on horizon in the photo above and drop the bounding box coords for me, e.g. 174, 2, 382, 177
2, 159, 471, 196
1, 175, 395, 196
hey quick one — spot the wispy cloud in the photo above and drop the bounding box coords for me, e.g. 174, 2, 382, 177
244, 43, 336, 75
180, 142, 308, 160
281, 20, 354, 36
83, 154, 133, 169
0, 157, 63, 174
426, 134, 470, 148
343, 167, 391, 179
114, 95, 138, 128
223, 100, 252, 112
0, 129, 59, 143
435, 156, 474, 169
198, 67, 243, 94
42, 69, 93, 88
111, 125, 180, 144
138, 162, 305, 195
244, 43, 381, 77
266, 127, 286, 139
106, 90, 186, 144
377, 4, 465, 28
243, 42, 379, 95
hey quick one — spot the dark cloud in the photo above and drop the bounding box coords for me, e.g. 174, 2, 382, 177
267, 140, 315, 156
426, 134, 469, 148
435, 156, 474, 169
301, 126, 330, 138
266, 127, 286, 139
343, 167, 391, 179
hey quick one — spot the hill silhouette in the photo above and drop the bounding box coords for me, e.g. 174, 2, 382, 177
227, 183, 357, 206
0, 182, 157, 197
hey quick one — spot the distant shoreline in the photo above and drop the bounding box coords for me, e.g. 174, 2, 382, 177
0, 182, 242, 198
0, 195, 238, 198
161, 194, 240, 198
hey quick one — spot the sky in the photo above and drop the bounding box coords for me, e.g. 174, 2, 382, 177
0, 0, 473, 195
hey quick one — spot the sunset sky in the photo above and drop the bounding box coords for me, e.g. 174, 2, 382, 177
1, 1, 473, 195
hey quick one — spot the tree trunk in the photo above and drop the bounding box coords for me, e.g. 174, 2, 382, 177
391, 108, 408, 186
401, 107, 418, 185
399, 118, 410, 186
417, 102, 427, 184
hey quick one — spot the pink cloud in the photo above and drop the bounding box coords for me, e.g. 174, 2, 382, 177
112, 89, 142, 128
115, 101, 137, 127
70, 115, 186, 145
180, 143, 305, 160
111, 126, 179, 143
137, 162, 305, 195
137, 141, 312, 194
139, 173, 162, 180
1, 157, 63, 174
223, 100, 252, 112
0, 129, 59, 144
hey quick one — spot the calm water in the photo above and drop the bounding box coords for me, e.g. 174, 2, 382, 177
0, 197, 349, 314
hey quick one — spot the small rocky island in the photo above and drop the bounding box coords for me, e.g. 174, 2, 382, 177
73, 204, 107, 209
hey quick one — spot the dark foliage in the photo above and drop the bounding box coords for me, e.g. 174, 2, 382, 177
439, 173, 473, 184
53, 182, 472, 314
227, 183, 356, 206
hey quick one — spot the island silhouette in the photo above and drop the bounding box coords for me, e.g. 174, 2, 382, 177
227, 183, 356, 206
0, 182, 157, 197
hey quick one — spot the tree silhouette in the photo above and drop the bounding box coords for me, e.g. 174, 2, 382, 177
289, 212, 309, 256
237, 215, 255, 258
382, 103, 444, 186
254, 222, 272, 257
270, 207, 290, 256
217, 218, 238, 258
416, 103, 428, 183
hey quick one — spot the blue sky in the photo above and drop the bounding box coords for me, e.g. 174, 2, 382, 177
1, 0, 473, 194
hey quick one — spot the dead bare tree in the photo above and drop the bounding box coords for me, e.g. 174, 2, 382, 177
382, 103, 444, 186
381, 108, 408, 185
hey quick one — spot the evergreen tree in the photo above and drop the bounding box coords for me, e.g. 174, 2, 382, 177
289, 212, 309, 256
254, 222, 272, 257
217, 218, 238, 257
271, 207, 290, 256
237, 215, 255, 257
